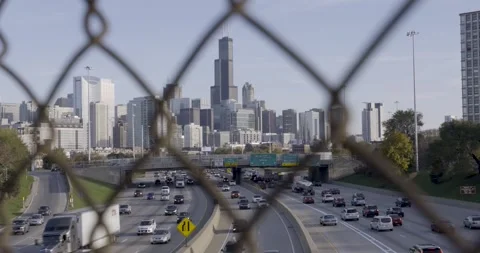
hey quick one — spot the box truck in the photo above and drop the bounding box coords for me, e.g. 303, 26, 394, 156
39, 204, 120, 253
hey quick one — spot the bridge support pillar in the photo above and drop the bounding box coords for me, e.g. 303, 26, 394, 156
122, 170, 133, 186
232, 167, 242, 185
308, 165, 329, 182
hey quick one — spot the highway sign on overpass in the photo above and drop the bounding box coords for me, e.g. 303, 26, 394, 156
250, 154, 277, 167
281, 154, 299, 167
223, 158, 238, 167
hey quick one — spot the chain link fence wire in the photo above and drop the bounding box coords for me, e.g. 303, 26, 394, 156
0, 0, 477, 252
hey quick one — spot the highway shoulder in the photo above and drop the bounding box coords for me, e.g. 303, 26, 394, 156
204, 209, 232, 253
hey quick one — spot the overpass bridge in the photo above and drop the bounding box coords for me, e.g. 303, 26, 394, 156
72, 153, 361, 186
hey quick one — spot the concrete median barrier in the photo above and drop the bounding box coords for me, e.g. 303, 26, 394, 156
181, 204, 221, 253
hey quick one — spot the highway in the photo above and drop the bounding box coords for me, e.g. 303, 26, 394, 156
10, 171, 68, 253
277, 182, 480, 253
206, 175, 304, 253
109, 172, 214, 253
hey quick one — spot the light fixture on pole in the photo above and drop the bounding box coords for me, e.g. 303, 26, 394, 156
85, 66, 93, 162
407, 30, 420, 173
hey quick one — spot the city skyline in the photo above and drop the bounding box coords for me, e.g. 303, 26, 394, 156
0, 0, 479, 134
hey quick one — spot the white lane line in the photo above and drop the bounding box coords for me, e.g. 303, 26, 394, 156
399, 234, 406, 238
218, 225, 233, 253
281, 194, 397, 253
241, 186, 296, 253
120, 238, 128, 243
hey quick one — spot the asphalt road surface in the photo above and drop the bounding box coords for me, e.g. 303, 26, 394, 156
108, 172, 213, 253
277, 182, 480, 253
10, 171, 68, 253
209, 176, 304, 253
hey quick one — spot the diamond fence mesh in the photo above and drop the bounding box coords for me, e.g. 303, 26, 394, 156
0, 0, 478, 252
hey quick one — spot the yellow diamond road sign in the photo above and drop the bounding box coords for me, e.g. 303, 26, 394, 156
177, 218, 196, 237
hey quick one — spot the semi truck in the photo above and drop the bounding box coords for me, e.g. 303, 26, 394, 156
292, 179, 315, 195
39, 204, 120, 253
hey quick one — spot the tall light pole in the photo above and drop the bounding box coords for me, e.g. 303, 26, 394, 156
85, 66, 93, 162
407, 30, 419, 173
394, 101, 399, 112
132, 104, 136, 159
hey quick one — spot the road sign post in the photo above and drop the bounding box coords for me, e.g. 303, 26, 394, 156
177, 218, 196, 247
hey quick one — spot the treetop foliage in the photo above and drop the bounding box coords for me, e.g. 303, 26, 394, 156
380, 132, 413, 173
383, 109, 423, 141
0, 129, 29, 197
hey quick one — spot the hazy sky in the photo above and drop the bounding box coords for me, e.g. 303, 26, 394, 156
0, 0, 478, 134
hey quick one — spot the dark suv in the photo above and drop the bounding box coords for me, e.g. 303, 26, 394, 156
362, 205, 379, 217
332, 197, 346, 207
177, 212, 191, 223
395, 197, 411, 207
174, 195, 184, 204
38, 206, 52, 216
134, 190, 143, 197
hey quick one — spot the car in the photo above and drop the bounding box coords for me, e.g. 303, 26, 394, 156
134, 190, 144, 197
146, 192, 156, 200
154, 179, 162, 185
12, 218, 30, 235
321, 190, 331, 196
329, 188, 340, 194
164, 205, 178, 216
160, 193, 170, 201
38, 206, 52, 216
322, 194, 334, 203
370, 215, 393, 231
252, 195, 263, 203
351, 197, 366, 206
431, 220, 454, 233
320, 215, 338, 226
222, 185, 230, 192
154, 172, 160, 178
231, 190, 240, 199
386, 207, 404, 217
395, 197, 411, 207
150, 228, 171, 244
29, 214, 44, 225
166, 177, 174, 184
137, 219, 157, 235
409, 244, 443, 253
137, 183, 147, 188
232, 219, 247, 233
362, 205, 379, 217
463, 215, 480, 229
341, 208, 360, 221
186, 178, 194, 185
223, 177, 229, 182
177, 212, 191, 223
238, 196, 246, 201
238, 199, 250, 209
119, 204, 132, 215
388, 214, 403, 226
217, 182, 224, 188
352, 193, 365, 199
174, 195, 185, 204
161, 186, 170, 195
222, 239, 246, 253
313, 181, 322, 186
332, 197, 346, 207
229, 180, 236, 186
303, 196, 315, 204
257, 199, 269, 208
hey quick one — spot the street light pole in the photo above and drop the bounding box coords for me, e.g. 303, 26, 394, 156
407, 30, 419, 173
141, 125, 144, 157
132, 104, 136, 159
85, 66, 93, 162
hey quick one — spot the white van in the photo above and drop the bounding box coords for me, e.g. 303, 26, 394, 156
370, 215, 393, 231
161, 186, 170, 195
176, 180, 185, 188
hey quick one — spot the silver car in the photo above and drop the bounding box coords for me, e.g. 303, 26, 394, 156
320, 214, 338, 226
464, 215, 480, 229
30, 214, 44, 225
150, 229, 171, 244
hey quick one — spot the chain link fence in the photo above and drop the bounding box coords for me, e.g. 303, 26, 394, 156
0, 0, 478, 252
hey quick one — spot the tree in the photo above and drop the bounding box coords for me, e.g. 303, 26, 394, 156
0, 129, 29, 197
380, 132, 413, 173
383, 109, 423, 140
244, 144, 254, 153
43, 148, 69, 170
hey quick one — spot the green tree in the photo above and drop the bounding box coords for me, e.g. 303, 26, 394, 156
0, 129, 29, 197
43, 148, 69, 170
214, 147, 230, 154
244, 143, 254, 153
380, 132, 413, 173
383, 109, 423, 140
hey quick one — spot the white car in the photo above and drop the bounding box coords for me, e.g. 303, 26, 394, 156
137, 219, 157, 235
229, 180, 236, 186
150, 228, 171, 244
161, 186, 170, 195
257, 199, 269, 208
222, 185, 230, 192
341, 208, 360, 221
160, 194, 170, 201
464, 215, 480, 229
322, 194, 334, 203
320, 214, 338, 226
252, 195, 263, 203
29, 214, 44, 225
370, 215, 393, 231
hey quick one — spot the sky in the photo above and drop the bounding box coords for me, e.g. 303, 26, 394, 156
0, 0, 478, 134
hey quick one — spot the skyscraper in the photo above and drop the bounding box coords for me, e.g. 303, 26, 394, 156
361, 102, 384, 142
282, 109, 297, 135
210, 36, 237, 106
242, 82, 254, 108
460, 11, 480, 121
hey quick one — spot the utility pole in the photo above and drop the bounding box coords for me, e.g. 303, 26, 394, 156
85, 66, 93, 162
407, 30, 420, 173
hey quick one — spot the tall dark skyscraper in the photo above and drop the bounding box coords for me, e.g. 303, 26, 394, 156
210, 36, 238, 106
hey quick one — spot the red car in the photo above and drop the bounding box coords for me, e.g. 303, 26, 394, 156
388, 214, 403, 226
303, 196, 315, 204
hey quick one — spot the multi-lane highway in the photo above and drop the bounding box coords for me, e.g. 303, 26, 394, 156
109, 172, 214, 253
206, 174, 304, 253
10, 171, 68, 253
278, 182, 480, 253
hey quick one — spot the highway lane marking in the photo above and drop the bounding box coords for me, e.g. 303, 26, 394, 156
241, 185, 296, 253
399, 234, 406, 238
281, 194, 398, 253
120, 238, 128, 243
